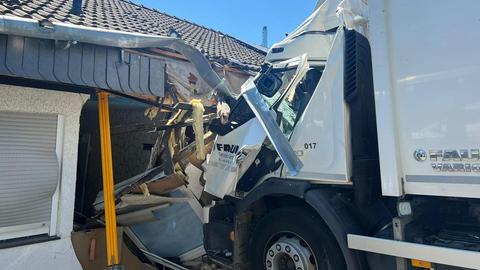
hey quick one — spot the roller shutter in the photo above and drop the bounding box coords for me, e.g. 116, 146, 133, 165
0, 111, 60, 230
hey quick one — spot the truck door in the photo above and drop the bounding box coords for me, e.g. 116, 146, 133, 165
282, 28, 351, 184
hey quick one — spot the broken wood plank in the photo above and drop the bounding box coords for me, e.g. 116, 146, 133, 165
131, 173, 187, 196
172, 132, 216, 164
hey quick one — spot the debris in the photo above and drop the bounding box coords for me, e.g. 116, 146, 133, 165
144, 106, 159, 120
128, 201, 204, 259
120, 194, 189, 207
173, 132, 215, 165
89, 58, 264, 268
117, 204, 169, 226
216, 100, 230, 124
90, 59, 308, 267
188, 72, 198, 85
71, 228, 154, 270
185, 164, 204, 200
89, 238, 96, 261
187, 141, 213, 169
138, 183, 150, 197
131, 173, 187, 196
191, 99, 206, 160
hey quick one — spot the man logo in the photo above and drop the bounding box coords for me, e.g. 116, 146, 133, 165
414, 148, 480, 172
413, 149, 427, 162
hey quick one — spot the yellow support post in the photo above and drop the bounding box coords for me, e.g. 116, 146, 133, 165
97, 91, 121, 268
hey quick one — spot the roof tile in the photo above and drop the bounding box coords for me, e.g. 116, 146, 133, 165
0, 0, 265, 67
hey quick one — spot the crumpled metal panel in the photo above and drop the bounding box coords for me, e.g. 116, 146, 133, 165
0, 34, 165, 97
241, 78, 304, 176
204, 118, 266, 198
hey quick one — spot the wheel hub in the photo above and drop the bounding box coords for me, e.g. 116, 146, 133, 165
265, 236, 316, 270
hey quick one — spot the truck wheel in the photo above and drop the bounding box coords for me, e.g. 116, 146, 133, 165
249, 207, 346, 270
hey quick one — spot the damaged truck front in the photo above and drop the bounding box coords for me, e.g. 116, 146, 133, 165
92, 44, 313, 270
92, 1, 340, 269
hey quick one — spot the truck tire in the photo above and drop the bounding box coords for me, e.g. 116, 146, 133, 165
249, 207, 347, 270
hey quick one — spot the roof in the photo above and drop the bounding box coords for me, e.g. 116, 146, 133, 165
0, 0, 266, 67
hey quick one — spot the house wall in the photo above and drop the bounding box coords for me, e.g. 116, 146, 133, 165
0, 84, 88, 269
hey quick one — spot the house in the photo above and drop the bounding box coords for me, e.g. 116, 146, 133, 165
0, 0, 265, 268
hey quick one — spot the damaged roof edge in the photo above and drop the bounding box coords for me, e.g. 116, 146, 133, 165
0, 15, 233, 98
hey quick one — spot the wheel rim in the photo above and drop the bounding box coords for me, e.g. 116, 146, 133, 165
265, 234, 317, 270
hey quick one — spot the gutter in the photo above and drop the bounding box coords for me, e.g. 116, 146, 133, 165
0, 15, 233, 98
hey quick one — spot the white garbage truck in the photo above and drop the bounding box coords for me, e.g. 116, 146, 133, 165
201, 0, 480, 269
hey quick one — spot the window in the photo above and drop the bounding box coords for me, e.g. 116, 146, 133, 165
264, 68, 323, 138
0, 111, 63, 240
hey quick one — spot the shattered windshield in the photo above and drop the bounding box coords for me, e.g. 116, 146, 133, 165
263, 81, 297, 138
260, 57, 323, 138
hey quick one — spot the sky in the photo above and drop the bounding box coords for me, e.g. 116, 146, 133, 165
132, 0, 318, 47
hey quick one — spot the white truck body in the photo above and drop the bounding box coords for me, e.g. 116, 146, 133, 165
369, 0, 480, 199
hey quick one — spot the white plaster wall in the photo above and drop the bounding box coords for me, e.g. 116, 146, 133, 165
0, 85, 88, 270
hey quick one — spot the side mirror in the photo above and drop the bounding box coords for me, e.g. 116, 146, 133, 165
254, 66, 282, 97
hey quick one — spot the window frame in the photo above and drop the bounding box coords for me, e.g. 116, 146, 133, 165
0, 113, 64, 241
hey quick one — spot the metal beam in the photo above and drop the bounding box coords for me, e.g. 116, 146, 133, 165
240, 78, 303, 176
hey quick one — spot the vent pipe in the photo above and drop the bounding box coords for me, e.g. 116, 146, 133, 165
71, 0, 83, 15
262, 26, 268, 47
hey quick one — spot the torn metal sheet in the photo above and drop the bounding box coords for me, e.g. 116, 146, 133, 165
163, 57, 218, 105
337, 0, 369, 33
286, 0, 341, 36
204, 118, 266, 198
241, 79, 303, 176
